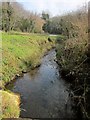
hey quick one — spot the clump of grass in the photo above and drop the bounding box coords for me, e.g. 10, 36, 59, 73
0, 90, 20, 118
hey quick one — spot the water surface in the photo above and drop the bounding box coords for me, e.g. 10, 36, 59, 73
7, 49, 75, 118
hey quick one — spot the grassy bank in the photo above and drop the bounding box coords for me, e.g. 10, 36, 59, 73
1, 32, 56, 118
2, 32, 55, 87
0, 90, 20, 118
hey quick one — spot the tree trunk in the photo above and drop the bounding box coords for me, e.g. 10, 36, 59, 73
88, 2, 90, 57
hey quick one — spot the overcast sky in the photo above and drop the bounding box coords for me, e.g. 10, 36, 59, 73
15, 0, 89, 16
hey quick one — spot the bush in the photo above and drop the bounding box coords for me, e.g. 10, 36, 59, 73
56, 35, 66, 43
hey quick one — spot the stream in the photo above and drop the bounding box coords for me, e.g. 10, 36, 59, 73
6, 49, 76, 118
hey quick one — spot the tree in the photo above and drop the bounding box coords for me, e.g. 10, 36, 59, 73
88, 1, 90, 57
2, 2, 45, 33
42, 12, 49, 21
2, 2, 13, 32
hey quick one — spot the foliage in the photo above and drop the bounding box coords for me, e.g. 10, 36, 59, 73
1, 2, 44, 33
56, 6, 89, 118
42, 12, 50, 21
2, 2, 13, 32
56, 35, 67, 43
56, 5, 88, 70
42, 6, 88, 38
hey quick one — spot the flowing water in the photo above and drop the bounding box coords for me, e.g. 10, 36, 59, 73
6, 49, 75, 118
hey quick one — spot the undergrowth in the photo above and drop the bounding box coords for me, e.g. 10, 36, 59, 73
56, 8, 90, 119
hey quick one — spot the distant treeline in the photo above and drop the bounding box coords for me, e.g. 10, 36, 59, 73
43, 5, 88, 38
1, 2, 45, 33
1, 2, 88, 37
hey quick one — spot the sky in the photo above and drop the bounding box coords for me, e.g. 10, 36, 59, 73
6, 0, 90, 16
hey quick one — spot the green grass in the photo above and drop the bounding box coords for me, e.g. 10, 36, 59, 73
2, 32, 55, 87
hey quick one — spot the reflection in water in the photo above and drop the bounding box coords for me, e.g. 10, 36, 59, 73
28, 68, 39, 80
6, 49, 75, 118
